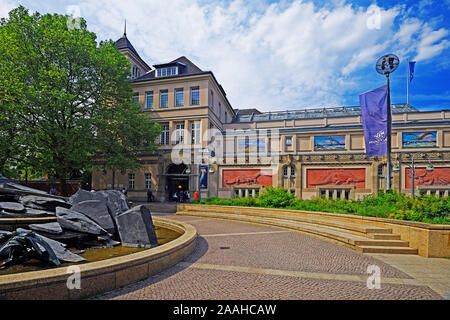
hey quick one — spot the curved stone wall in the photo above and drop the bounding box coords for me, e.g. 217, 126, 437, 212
0, 218, 197, 300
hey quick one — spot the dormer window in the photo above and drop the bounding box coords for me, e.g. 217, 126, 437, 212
157, 66, 178, 77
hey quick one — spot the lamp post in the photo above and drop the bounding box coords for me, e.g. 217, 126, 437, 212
393, 154, 434, 198
376, 54, 400, 192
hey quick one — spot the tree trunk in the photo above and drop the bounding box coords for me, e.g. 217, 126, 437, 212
111, 169, 115, 190
60, 178, 68, 197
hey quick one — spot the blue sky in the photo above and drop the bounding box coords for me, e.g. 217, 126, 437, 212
1, 0, 449, 112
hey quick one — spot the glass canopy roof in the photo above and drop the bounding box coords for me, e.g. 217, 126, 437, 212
232, 104, 418, 123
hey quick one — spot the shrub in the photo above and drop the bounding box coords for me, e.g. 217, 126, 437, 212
255, 187, 296, 208
194, 189, 449, 225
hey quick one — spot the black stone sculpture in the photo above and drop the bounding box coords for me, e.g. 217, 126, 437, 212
0, 230, 61, 270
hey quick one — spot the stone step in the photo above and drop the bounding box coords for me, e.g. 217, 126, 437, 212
182, 207, 393, 236
357, 246, 418, 254
177, 211, 371, 245
352, 239, 410, 247
177, 211, 418, 255
367, 233, 401, 240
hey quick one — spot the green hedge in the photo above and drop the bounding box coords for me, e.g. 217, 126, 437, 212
192, 187, 450, 225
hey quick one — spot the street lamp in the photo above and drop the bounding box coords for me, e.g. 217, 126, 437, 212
393, 154, 435, 198
376, 54, 400, 192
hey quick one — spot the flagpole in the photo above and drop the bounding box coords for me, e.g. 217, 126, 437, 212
407, 59, 409, 105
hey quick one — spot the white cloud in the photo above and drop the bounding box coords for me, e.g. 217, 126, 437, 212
394, 18, 422, 46
1, 0, 449, 110
414, 26, 450, 61
0, 0, 15, 18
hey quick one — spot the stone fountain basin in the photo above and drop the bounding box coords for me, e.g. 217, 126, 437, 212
0, 218, 197, 300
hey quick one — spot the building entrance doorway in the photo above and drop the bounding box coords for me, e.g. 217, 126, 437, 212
166, 163, 189, 202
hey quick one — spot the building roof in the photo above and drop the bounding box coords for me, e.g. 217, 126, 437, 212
133, 56, 204, 82
116, 35, 139, 56
235, 108, 263, 116
115, 34, 151, 71
232, 104, 419, 123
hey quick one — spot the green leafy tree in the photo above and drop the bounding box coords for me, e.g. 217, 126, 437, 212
94, 97, 161, 189
0, 6, 160, 195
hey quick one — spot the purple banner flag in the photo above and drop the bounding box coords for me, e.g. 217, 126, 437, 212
409, 61, 416, 82
359, 85, 388, 157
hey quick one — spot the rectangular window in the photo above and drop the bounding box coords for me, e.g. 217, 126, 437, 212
157, 66, 178, 77
210, 90, 214, 108
132, 94, 139, 105
378, 165, 385, 177
175, 89, 184, 107
283, 166, 289, 177
128, 173, 135, 190
160, 123, 170, 145
145, 92, 153, 109
345, 190, 350, 200
218, 102, 222, 117
191, 121, 201, 145
144, 173, 151, 189
191, 87, 200, 105
175, 123, 185, 144
160, 90, 168, 108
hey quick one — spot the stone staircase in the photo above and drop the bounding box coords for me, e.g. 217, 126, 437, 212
176, 205, 418, 255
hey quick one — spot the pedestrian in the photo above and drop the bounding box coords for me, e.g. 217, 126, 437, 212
179, 190, 185, 203
185, 191, 190, 202
173, 192, 178, 202
147, 189, 153, 203
49, 187, 57, 195
122, 188, 127, 196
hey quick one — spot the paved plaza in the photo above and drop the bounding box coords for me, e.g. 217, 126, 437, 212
95, 214, 449, 300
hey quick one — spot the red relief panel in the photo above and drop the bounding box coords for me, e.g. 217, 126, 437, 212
222, 169, 273, 188
405, 167, 450, 189
307, 168, 366, 189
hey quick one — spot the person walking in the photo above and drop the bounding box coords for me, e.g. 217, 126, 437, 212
147, 189, 153, 203
179, 190, 185, 203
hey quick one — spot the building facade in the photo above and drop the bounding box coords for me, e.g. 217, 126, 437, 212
91, 32, 450, 201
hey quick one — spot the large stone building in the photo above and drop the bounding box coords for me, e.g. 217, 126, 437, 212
92, 32, 450, 201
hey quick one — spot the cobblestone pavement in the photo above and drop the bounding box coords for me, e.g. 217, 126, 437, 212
95, 215, 443, 300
